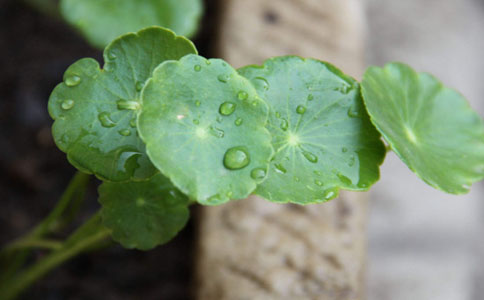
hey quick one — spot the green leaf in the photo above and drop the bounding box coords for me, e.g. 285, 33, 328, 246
239, 56, 386, 204
60, 0, 203, 49
98, 173, 190, 250
138, 54, 274, 205
361, 63, 484, 194
48, 27, 197, 182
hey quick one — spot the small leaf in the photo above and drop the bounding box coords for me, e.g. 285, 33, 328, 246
361, 63, 484, 194
60, 0, 203, 48
48, 27, 197, 182
98, 173, 190, 250
239, 56, 385, 204
138, 54, 273, 205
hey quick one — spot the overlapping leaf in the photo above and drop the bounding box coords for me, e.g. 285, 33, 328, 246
361, 63, 484, 194
138, 54, 273, 205
98, 173, 190, 250
48, 27, 197, 182
60, 0, 203, 48
239, 56, 386, 204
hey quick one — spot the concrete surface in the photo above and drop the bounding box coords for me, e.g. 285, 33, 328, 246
365, 0, 484, 299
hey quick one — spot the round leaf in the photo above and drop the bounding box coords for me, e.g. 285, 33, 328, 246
98, 173, 190, 250
361, 63, 484, 194
139, 54, 274, 205
60, 0, 203, 48
239, 56, 386, 204
48, 27, 197, 181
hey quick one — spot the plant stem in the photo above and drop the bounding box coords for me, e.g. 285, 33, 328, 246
0, 213, 111, 300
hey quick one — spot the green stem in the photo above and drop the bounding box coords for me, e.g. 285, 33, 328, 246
4, 238, 63, 251
0, 213, 111, 300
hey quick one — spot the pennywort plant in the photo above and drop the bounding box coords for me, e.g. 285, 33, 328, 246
1, 26, 483, 299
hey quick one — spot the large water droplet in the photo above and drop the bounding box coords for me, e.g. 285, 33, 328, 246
302, 151, 318, 163
118, 129, 131, 136
98, 112, 116, 128
61, 99, 75, 110
274, 163, 287, 174
135, 81, 144, 92
223, 147, 250, 170
255, 76, 269, 90
235, 118, 243, 126
217, 74, 229, 83
296, 105, 306, 114
194, 65, 202, 72
65, 75, 81, 87
209, 126, 224, 138
117, 99, 140, 110
280, 119, 288, 131
250, 168, 266, 180
237, 91, 248, 100
347, 105, 360, 118
219, 102, 236, 116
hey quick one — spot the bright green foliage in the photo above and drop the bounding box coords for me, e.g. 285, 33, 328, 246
139, 54, 274, 205
239, 56, 386, 204
98, 173, 190, 250
361, 63, 484, 194
60, 0, 203, 48
48, 27, 197, 182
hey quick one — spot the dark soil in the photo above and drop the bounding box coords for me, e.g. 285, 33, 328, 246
0, 0, 220, 299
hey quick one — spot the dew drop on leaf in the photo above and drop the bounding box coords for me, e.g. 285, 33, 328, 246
280, 119, 288, 131
323, 189, 336, 200
275, 111, 281, 118
250, 167, 266, 180
274, 163, 287, 174
209, 126, 224, 138
296, 105, 306, 114
255, 76, 269, 90
348, 155, 356, 167
223, 147, 250, 170
193, 119, 200, 125
194, 65, 202, 72
235, 117, 243, 126
129, 118, 137, 128
217, 74, 229, 83
107, 51, 117, 60
219, 102, 236, 116
313, 170, 322, 176
135, 81, 144, 92
65, 75, 81, 87
98, 112, 116, 128
61, 99, 75, 110
347, 105, 360, 118
118, 129, 131, 136
307, 94, 314, 101
341, 147, 348, 153
237, 91, 248, 100
302, 151, 318, 163
314, 179, 323, 186
357, 182, 368, 188
117, 100, 140, 110
195, 100, 201, 107
294, 176, 300, 182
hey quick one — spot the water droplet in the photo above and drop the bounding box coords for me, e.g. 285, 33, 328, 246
274, 163, 287, 174
314, 179, 323, 186
348, 155, 356, 167
235, 118, 243, 126
195, 100, 201, 107
104, 63, 115, 72
107, 51, 117, 60
61, 99, 75, 110
207, 194, 222, 204
347, 105, 360, 118
136, 197, 145, 207
217, 74, 229, 83
129, 118, 137, 128
216, 116, 223, 123
323, 189, 337, 200
118, 129, 131, 136
135, 81, 144, 91
98, 112, 116, 128
250, 168, 266, 180
117, 100, 140, 110
223, 147, 250, 170
252, 101, 258, 106
337, 173, 352, 185
255, 77, 270, 90
313, 170, 322, 176
275, 111, 281, 118
339, 85, 351, 94
296, 105, 306, 114
65, 75, 81, 87
357, 182, 368, 189
280, 119, 288, 131
194, 64, 202, 72
307, 94, 314, 101
209, 126, 224, 138
294, 176, 300, 182
226, 191, 233, 198
342, 147, 348, 153
193, 119, 200, 125
205, 60, 212, 65
302, 151, 318, 163
237, 91, 248, 100
219, 102, 236, 116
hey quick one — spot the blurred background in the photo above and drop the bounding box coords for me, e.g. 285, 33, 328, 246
0, 0, 482, 299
